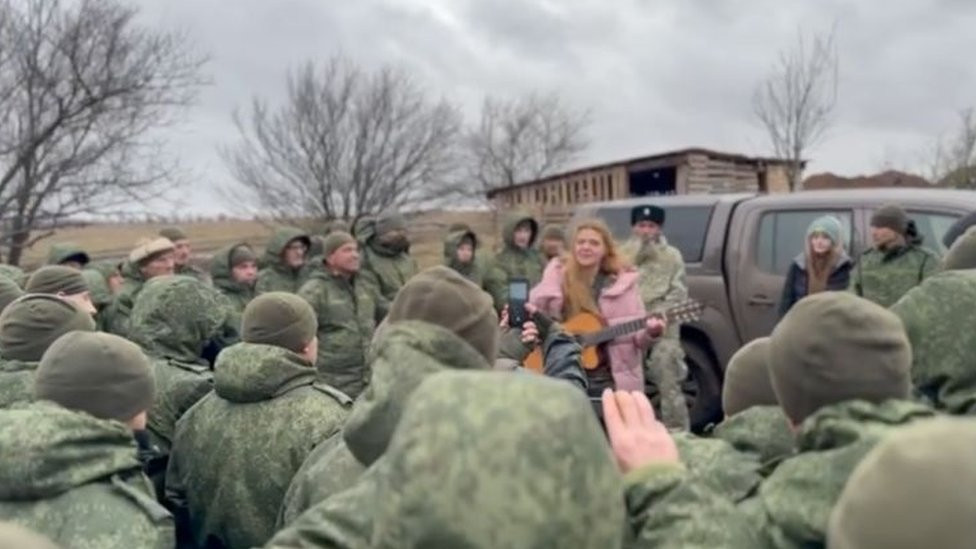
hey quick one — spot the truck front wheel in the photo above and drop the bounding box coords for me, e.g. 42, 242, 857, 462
682, 340, 724, 433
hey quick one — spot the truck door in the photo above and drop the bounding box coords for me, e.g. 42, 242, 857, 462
728, 205, 855, 343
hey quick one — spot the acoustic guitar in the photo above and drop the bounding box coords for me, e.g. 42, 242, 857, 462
523, 299, 705, 373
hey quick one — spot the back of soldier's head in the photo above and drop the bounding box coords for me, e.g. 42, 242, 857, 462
241, 292, 317, 354
129, 275, 226, 359
0, 295, 95, 362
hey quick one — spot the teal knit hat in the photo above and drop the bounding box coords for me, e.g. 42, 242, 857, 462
806, 215, 844, 246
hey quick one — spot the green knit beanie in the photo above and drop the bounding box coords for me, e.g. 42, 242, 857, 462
322, 231, 356, 260
942, 226, 976, 271
34, 331, 155, 422
375, 212, 407, 236
828, 417, 976, 549
768, 292, 911, 424
386, 266, 499, 362
722, 337, 777, 417
0, 295, 96, 361
242, 292, 317, 353
229, 244, 257, 267
870, 204, 910, 235
159, 226, 188, 242
26, 266, 89, 296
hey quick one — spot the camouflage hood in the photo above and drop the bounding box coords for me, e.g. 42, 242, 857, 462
0, 401, 140, 499
118, 259, 146, 286
46, 243, 89, 266
80, 268, 112, 308
212, 342, 317, 403
210, 242, 253, 296
343, 320, 491, 467
263, 228, 310, 273
442, 229, 478, 268
501, 210, 539, 249
795, 399, 936, 453
891, 269, 976, 414
368, 370, 624, 548
129, 276, 226, 363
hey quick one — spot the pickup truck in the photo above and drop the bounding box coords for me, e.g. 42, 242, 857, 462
571, 188, 976, 429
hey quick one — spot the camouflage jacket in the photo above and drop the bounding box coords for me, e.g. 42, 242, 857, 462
483, 211, 544, 311
256, 228, 309, 294
741, 399, 936, 548
892, 270, 976, 414
712, 405, 796, 467
0, 358, 36, 409
442, 229, 488, 287
166, 342, 351, 549
174, 263, 209, 284
360, 241, 419, 312
298, 270, 377, 399
103, 261, 147, 337
277, 321, 491, 528
129, 276, 227, 453
210, 243, 256, 342
848, 243, 938, 308
673, 432, 764, 503
621, 235, 688, 315
0, 264, 26, 288
0, 402, 173, 549
267, 370, 625, 548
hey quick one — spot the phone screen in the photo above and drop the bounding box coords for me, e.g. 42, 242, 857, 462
508, 281, 528, 300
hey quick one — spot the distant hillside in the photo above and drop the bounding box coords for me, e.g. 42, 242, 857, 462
803, 170, 932, 190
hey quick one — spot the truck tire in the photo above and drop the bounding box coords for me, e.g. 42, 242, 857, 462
682, 340, 723, 433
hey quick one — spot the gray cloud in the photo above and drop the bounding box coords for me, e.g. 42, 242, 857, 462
135, 0, 976, 214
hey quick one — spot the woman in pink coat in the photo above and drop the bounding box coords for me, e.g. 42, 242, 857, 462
529, 218, 665, 394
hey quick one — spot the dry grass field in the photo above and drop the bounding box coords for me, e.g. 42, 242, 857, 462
19, 210, 500, 271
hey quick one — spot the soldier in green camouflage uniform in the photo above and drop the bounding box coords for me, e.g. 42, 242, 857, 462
299, 232, 378, 398
892, 269, 976, 414
0, 295, 95, 408
256, 227, 310, 294
0, 264, 27, 288
0, 276, 22, 316
159, 227, 208, 282
620, 204, 690, 431
849, 204, 938, 307
539, 223, 566, 263
0, 331, 173, 549
483, 210, 544, 311
357, 212, 418, 315
104, 237, 176, 337
45, 242, 90, 269
167, 293, 352, 548
81, 264, 116, 329
267, 370, 625, 548
442, 227, 486, 286
210, 243, 258, 339
941, 225, 976, 270
128, 276, 227, 455
280, 266, 497, 527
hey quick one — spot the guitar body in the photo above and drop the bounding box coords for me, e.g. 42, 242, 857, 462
524, 312, 606, 372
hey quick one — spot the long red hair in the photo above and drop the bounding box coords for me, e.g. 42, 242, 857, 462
561, 219, 628, 318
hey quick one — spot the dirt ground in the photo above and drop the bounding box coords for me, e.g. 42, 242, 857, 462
19, 210, 500, 271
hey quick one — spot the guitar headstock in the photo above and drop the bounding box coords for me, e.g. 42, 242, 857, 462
664, 299, 705, 324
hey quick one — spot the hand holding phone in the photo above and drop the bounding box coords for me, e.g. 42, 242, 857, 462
507, 278, 529, 328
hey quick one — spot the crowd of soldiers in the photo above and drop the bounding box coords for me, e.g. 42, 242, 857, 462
0, 201, 974, 548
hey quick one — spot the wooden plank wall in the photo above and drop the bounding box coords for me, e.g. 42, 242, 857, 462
684, 153, 761, 194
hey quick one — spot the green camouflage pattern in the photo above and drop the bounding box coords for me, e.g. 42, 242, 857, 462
80, 268, 113, 308
0, 264, 26, 288
849, 244, 938, 308
267, 370, 624, 548
742, 399, 935, 549
210, 242, 256, 342
45, 243, 87, 266
0, 402, 173, 549
129, 276, 227, 452
891, 269, 976, 414
103, 260, 146, 337
256, 227, 309, 294
673, 432, 764, 502
483, 211, 544, 310
442, 229, 486, 286
276, 433, 364, 529
623, 235, 690, 431
357, 220, 419, 306
279, 320, 492, 528
0, 359, 36, 409
713, 405, 796, 466
174, 262, 209, 283
166, 342, 351, 548
298, 270, 377, 398
625, 463, 763, 548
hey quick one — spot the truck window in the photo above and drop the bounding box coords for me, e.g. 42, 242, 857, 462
757, 210, 854, 275
594, 205, 713, 262
905, 211, 959, 255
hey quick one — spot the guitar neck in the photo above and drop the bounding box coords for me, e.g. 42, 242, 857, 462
579, 317, 649, 347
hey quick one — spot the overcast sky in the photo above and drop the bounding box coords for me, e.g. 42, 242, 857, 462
137, 0, 976, 215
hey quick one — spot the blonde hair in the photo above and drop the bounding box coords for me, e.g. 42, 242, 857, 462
561, 219, 627, 318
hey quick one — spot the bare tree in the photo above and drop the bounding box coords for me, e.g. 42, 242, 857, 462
753, 27, 838, 191
223, 56, 462, 223
925, 108, 976, 189
0, 0, 207, 264
462, 92, 589, 204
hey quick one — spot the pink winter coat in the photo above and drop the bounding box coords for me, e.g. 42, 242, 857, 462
529, 258, 652, 391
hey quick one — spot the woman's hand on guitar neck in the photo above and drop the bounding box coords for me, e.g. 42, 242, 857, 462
645, 316, 667, 339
